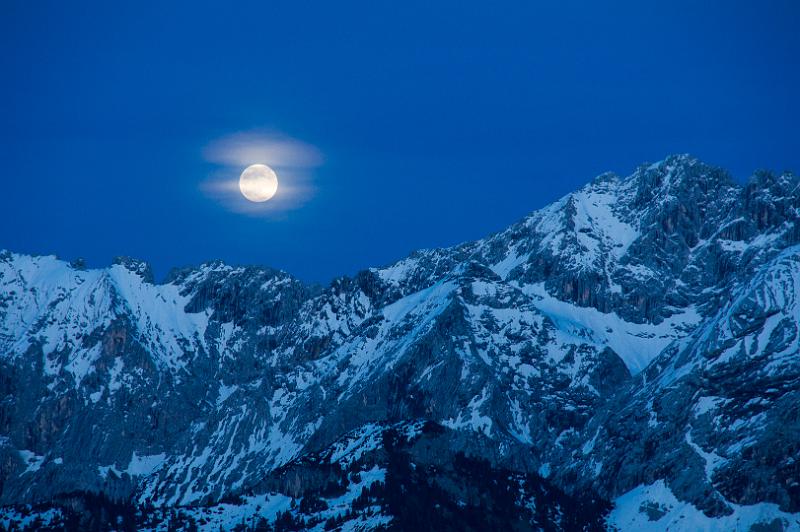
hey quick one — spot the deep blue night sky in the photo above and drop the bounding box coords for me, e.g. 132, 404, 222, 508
2, 1, 799, 282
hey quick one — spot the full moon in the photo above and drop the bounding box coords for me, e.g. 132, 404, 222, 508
239, 164, 278, 202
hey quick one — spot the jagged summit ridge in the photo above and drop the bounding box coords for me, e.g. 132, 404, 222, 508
0, 155, 798, 530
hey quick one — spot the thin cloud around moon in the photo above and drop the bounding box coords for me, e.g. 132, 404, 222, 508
200, 130, 322, 216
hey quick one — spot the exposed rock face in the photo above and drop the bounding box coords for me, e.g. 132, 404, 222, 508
0, 154, 798, 530
563, 247, 800, 515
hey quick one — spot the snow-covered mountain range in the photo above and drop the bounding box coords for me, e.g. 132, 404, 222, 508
1, 155, 798, 530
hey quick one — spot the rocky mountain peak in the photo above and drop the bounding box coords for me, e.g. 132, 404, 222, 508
112, 256, 155, 283
631, 153, 732, 195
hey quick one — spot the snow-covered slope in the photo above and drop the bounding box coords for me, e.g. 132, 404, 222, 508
0, 155, 798, 530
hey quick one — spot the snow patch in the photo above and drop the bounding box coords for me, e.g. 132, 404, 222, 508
127, 452, 166, 477
608, 480, 800, 531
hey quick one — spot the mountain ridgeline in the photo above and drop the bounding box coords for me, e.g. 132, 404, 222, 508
1, 155, 799, 530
